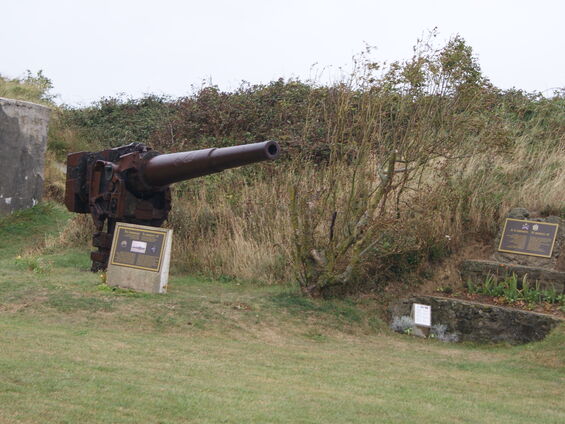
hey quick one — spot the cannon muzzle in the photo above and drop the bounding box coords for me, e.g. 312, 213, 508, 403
142, 140, 280, 187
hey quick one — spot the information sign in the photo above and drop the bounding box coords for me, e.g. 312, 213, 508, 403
411, 303, 431, 328
498, 219, 559, 258
110, 224, 168, 272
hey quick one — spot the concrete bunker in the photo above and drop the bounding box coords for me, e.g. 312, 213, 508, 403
0, 97, 50, 215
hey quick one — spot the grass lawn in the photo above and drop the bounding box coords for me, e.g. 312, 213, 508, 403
0, 204, 563, 423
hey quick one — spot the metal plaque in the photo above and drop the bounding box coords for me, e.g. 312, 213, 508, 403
110, 223, 168, 272
498, 219, 559, 258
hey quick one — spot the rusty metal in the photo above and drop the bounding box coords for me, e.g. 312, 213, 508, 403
65, 141, 280, 271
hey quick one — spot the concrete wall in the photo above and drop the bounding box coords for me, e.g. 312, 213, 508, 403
0, 97, 50, 215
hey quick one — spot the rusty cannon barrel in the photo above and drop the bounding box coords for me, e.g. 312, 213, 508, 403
64, 139, 281, 271
142, 140, 280, 187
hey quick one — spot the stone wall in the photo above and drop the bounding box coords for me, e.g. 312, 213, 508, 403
0, 97, 50, 215
390, 296, 562, 345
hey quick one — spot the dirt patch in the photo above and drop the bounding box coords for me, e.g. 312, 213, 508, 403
223, 301, 253, 310
420, 239, 493, 293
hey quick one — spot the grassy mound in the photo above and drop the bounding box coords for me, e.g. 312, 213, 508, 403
40, 36, 564, 296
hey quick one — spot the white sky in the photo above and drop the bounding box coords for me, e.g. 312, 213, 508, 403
2, 0, 563, 105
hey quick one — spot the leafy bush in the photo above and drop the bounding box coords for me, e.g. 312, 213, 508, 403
61, 94, 175, 148
390, 316, 414, 334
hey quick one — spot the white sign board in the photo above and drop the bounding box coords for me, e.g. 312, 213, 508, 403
411, 303, 431, 327
130, 240, 147, 254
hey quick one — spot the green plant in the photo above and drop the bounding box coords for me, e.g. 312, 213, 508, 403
14, 254, 52, 274
436, 286, 453, 295
0, 70, 55, 105
61, 94, 175, 149
469, 273, 564, 306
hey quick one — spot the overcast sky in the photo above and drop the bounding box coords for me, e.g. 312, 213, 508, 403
2, 0, 563, 105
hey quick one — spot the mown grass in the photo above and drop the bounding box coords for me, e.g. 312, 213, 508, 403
1, 317, 563, 424
0, 204, 563, 423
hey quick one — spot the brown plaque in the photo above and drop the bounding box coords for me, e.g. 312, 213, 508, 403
110, 223, 168, 272
498, 219, 559, 258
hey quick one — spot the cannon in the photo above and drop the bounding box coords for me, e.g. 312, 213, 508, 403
65, 140, 280, 271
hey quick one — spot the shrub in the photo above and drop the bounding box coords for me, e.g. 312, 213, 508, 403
0, 70, 55, 105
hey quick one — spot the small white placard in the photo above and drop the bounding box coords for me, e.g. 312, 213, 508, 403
412, 303, 431, 327
130, 240, 147, 254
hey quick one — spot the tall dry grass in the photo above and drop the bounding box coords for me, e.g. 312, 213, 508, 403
167, 167, 294, 283
161, 140, 564, 290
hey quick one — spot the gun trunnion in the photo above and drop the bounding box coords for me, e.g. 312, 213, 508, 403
65, 140, 280, 271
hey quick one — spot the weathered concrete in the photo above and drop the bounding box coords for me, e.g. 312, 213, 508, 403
459, 259, 565, 294
390, 295, 562, 345
0, 97, 50, 215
